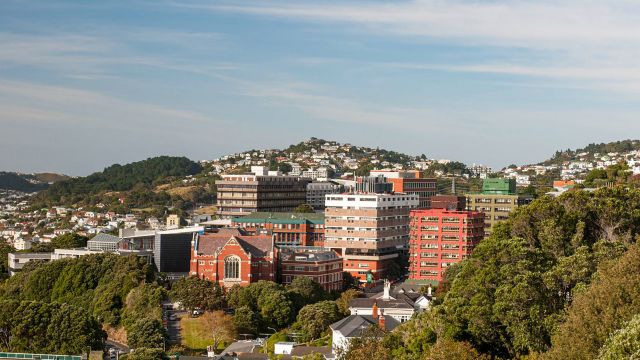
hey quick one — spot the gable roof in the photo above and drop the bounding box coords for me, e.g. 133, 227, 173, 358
330, 315, 400, 337
349, 297, 414, 310
197, 229, 273, 258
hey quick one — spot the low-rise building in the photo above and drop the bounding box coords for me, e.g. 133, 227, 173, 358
277, 246, 343, 291
231, 212, 325, 247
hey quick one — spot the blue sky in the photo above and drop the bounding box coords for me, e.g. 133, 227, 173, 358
2, 0, 640, 175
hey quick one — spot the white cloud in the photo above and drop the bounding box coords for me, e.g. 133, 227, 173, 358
189, 0, 640, 94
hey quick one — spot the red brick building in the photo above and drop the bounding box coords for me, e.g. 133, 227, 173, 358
231, 212, 325, 247
408, 208, 484, 282
190, 228, 275, 287
278, 246, 343, 291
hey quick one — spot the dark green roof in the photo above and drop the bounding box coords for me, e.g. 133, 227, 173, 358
233, 212, 324, 225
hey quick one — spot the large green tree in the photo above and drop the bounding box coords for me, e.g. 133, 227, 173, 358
169, 276, 224, 311
293, 301, 342, 341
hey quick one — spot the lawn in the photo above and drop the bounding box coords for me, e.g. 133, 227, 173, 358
180, 317, 214, 351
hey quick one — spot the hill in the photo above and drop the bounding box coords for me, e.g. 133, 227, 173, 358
205, 137, 476, 177
0, 171, 68, 192
33, 156, 205, 211
542, 139, 640, 166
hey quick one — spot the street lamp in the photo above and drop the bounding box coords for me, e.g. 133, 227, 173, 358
160, 335, 166, 351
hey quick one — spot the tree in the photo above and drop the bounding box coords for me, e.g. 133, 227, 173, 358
597, 314, 640, 360
1, 300, 104, 354
51, 232, 89, 249
127, 317, 166, 349
336, 289, 361, 316
293, 203, 315, 213
339, 325, 393, 360
425, 339, 489, 360
199, 311, 236, 353
286, 277, 327, 310
258, 289, 295, 329
545, 246, 640, 360
233, 306, 259, 336
294, 301, 341, 341
124, 348, 165, 360
169, 276, 224, 311
278, 163, 293, 174
0, 243, 14, 277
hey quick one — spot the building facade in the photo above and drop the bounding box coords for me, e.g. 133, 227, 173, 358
190, 228, 275, 287
306, 181, 342, 211
216, 173, 311, 218
370, 170, 437, 208
408, 208, 484, 282
231, 212, 325, 247
324, 193, 418, 282
465, 178, 532, 237
277, 246, 343, 291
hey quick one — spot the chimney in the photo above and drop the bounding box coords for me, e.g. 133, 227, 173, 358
378, 311, 386, 330
372, 302, 379, 320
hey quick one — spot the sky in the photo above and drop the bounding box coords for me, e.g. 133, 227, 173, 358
2, 0, 640, 176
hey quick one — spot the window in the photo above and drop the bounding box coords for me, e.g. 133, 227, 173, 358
224, 256, 241, 279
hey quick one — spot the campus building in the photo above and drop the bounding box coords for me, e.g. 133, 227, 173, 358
408, 208, 484, 282
306, 181, 342, 211
231, 212, 325, 247
370, 170, 437, 208
215, 167, 311, 219
324, 193, 418, 282
465, 178, 532, 237
189, 228, 275, 287
277, 246, 343, 291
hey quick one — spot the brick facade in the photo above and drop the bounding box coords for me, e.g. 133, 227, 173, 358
408, 208, 484, 282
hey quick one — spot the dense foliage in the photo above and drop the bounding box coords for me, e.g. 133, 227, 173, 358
34, 156, 203, 207
169, 276, 224, 311
0, 253, 167, 350
343, 186, 640, 360
0, 299, 105, 353
0, 172, 50, 192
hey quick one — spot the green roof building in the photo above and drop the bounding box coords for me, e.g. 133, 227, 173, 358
231, 212, 325, 246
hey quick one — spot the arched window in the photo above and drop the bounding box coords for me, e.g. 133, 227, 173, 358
224, 256, 240, 280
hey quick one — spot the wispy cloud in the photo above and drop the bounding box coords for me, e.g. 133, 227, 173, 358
184, 0, 640, 94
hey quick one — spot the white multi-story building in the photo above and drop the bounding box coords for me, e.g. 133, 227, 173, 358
324, 193, 418, 282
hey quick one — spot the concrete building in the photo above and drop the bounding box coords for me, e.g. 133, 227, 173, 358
306, 181, 342, 211
7, 252, 51, 275
277, 246, 343, 291
465, 178, 532, 237
231, 212, 325, 247
370, 170, 437, 208
215, 170, 311, 219
324, 193, 418, 283
408, 208, 484, 283
189, 228, 275, 287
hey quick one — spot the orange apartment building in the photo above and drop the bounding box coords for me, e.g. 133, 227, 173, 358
324, 193, 418, 283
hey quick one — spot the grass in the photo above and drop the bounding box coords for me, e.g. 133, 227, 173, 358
180, 316, 214, 352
